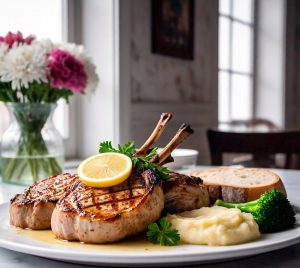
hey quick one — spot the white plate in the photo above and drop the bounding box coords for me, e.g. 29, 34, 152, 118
0, 203, 299, 267
158, 148, 199, 169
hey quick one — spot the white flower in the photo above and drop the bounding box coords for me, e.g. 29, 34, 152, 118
0, 43, 49, 89
55, 42, 99, 94
81, 57, 99, 95
0, 43, 8, 62
34, 38, 54, 53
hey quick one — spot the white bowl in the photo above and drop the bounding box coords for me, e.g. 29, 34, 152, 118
158, 148, 199, 170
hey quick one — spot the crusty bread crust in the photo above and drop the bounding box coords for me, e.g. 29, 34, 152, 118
188, 167, 286, 203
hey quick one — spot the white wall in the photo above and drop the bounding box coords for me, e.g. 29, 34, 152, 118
123, 0, 219, 164
77, 0, 119, 157
73, 0, 219, 164
255, 0, 286, 127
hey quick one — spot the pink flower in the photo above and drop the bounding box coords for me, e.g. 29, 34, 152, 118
0, 31, 34, 48
48, 49, 87, 93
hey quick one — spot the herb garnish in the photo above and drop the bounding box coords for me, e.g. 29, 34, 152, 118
147, 218, 180, 246
99, 141, 170, 181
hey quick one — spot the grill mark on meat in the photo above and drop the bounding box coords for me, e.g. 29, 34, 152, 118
92, 187, 96, 211
74, 188, 147, 211
56, 170, 161, 222
73, 186, 146, 204
68, 182, 146, 203
66, 184, 148, 204
78, 195, 144, 212
128, 175, 134, 206
10, 173, 79, 206
109, 186, 117, 212
69, 181, 86, 216
76, 189, 146, 208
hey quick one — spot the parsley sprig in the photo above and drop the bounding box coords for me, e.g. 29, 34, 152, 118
99, 141, 170, 181
147, 218, 180, 246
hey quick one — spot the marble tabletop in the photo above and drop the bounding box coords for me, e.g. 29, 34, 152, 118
0, 166, 299, 268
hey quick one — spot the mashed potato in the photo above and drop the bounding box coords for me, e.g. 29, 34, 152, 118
166, 206, 260, 246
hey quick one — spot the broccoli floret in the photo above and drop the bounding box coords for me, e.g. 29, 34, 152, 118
215, 189, 296, 233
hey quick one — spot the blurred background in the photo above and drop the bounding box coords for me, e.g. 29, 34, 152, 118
0, 0, 298, 166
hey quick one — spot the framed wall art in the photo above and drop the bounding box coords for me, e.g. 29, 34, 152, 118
151, 0, 194, 60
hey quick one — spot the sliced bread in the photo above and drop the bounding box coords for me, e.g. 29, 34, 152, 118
188, 167, 286, 203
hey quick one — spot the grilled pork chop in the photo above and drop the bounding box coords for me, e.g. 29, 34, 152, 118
51, 170, 163, 243
163, 172, 209, 214
51, 123, 194, 243
10, 173, 78, 229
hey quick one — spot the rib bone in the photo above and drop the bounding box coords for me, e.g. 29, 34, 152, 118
134, 112, 172, 156
151, 124, 194, 165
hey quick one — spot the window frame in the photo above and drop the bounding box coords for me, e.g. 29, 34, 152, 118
218, 0, 256, 123
61, 0, 80, 158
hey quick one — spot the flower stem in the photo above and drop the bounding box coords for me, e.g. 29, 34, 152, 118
1, 104, 63, 184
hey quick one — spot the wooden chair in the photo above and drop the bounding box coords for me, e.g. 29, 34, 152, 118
232, 118, 278, 131
207, 129, 300, 169
219, 118, 279, 132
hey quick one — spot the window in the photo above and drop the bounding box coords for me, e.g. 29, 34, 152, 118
218, 0, 254, 122
0, 0, 68, 138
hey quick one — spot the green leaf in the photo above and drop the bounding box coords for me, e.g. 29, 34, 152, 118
159, 217, 172, 231
99, 141, 117, 153
147, 218, 180, 246
131, 147, 170, 181
118, 141, 136, 156
0, 81, 74, 103
0, 83, 20, 102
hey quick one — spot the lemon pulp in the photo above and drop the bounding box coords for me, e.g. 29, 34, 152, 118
77, 152, 132, 188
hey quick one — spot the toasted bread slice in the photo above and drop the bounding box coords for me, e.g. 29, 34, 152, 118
188, 167, 286, 203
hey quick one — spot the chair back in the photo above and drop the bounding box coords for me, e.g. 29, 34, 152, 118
207, 129, 300, 168
219, 118, 279, 132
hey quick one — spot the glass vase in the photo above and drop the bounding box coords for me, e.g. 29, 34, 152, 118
0, 103, 64, 185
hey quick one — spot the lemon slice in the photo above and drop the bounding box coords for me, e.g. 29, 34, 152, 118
77, 152, 132, 188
